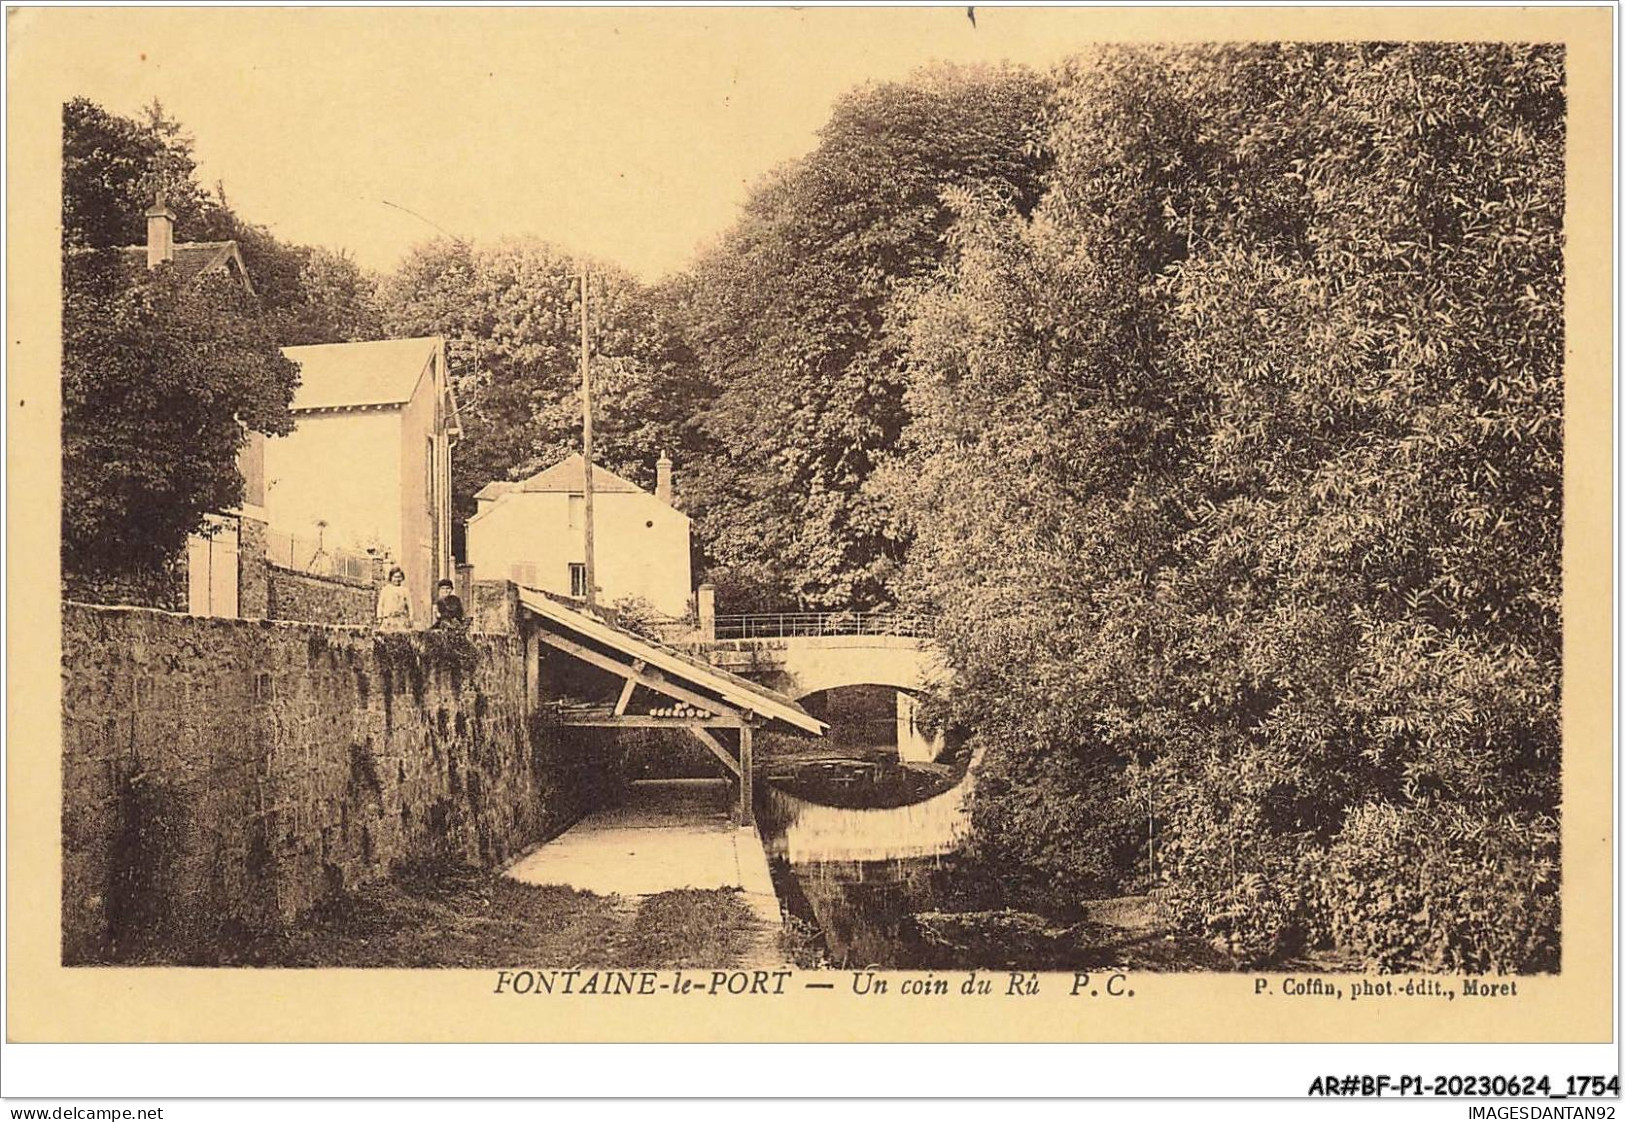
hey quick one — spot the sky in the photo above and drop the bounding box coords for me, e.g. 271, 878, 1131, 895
21, 6, 1115, 281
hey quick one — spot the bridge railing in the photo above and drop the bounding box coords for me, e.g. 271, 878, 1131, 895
711, 611, 936, 640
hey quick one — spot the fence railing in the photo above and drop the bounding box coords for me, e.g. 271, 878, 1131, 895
264, 528, 374, 584
711, 611, 935, 640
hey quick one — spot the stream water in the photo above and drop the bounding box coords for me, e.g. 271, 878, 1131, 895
756, 760, 973, 969
754, 758, 1237, 971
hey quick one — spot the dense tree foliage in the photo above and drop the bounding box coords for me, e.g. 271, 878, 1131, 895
678, 66, 1052, 611
62, 252, 299, 595
378, 237, 708, 524
63, 98, 383, 346
279, 245, 385, 345
886, 43, 1564, 970
61, 48, 1568, 972
61, 98, 343, 599
63, 98, 216, 251
369, 65, 1051, 605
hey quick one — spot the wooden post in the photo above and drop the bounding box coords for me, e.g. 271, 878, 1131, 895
738, 722, 754, 827
525, 628, 542, 709
579, 269, 597, 608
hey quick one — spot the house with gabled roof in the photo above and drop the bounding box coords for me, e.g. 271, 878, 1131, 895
266, 336, 459, 622
83, 197, 458, 624
117, 240, 254, 292
110, 195, 255, 288
467, 451, 692, 618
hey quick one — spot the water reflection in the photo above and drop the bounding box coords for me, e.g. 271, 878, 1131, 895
760, 775, 971, 863
769, 852, 949, 969
758, 758, 978, 969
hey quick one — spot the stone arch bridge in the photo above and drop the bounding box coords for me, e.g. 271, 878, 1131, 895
687, 612, 949, 762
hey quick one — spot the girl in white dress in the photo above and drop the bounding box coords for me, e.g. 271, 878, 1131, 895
375, 566, 414, 631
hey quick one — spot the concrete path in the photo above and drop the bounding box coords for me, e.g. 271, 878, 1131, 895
504, 778, 786, 966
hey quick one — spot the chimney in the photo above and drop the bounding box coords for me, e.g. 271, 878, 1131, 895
145, 194, 176, 268
655, 451, 674, 506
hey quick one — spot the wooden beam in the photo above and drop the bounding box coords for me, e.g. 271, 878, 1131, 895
554, 715, 746, 729
612, 677, 637, 717
533, 628, 742, 719
690, 728, 742, 778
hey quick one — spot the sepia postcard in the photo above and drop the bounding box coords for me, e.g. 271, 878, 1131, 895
4, 3, 1616, 1067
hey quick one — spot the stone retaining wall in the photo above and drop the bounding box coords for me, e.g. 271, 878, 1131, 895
61, 602, 622, 964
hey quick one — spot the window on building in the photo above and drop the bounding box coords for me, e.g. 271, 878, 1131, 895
568, 493, 584, 529
569, 562, 588, 599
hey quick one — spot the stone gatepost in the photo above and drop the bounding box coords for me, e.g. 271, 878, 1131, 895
698, 583, 716, 641
471, 579, 521, 636
237, 514, 270, 619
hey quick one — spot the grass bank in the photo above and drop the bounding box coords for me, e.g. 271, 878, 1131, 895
114, 862, 764, 968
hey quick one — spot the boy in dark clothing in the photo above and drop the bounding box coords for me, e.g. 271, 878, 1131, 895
432, 579, 468, 630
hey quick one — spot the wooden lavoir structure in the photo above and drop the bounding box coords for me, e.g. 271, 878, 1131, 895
517, 588, 826, 825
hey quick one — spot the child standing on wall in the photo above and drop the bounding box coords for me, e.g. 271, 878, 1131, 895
431, 579, 468, 631
376, 566, 414, 631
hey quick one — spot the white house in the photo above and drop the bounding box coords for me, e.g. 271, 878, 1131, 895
266, 337, 458, 622
466, 453, 692, 618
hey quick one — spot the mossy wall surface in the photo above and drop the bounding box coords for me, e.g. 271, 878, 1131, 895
61, 603, 619, 963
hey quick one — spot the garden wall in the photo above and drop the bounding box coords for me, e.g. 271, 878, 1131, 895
265, 564, 375, 625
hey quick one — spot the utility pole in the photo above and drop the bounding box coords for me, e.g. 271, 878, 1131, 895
579, 269, 597, 608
